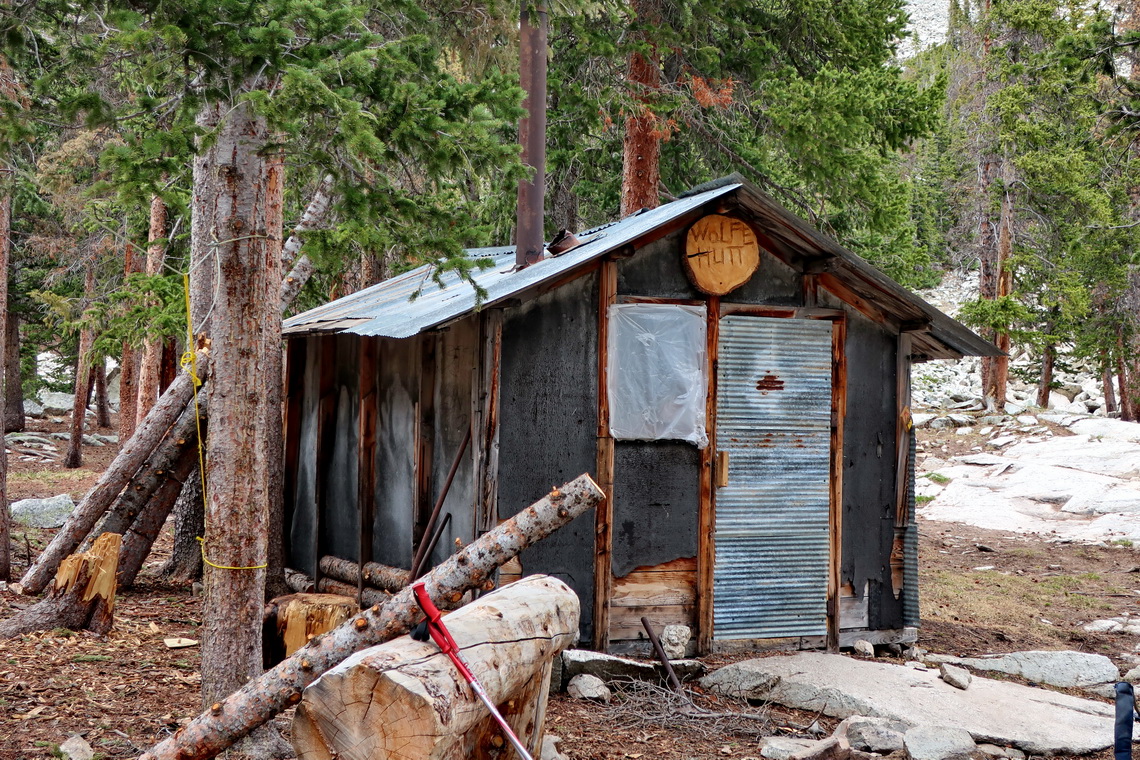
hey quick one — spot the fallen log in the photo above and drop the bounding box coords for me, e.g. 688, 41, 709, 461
317, 555, 410, 593
315, 577, 390, 607
117, 446, 200, 588
137, 474, 603, 760
0, 533, 121, 638
293, 574, 577, 760
18, 357, 208, 595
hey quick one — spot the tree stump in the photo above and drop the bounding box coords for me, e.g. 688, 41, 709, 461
276, 594, 358, 656
292, 575, 579, 760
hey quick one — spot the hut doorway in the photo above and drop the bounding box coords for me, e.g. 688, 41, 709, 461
712, 316, 834, 641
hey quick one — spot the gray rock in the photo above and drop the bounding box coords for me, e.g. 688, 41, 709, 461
700, 652, 1113, 755
542, 734, 570, 760
940, 663, 971, 690
1123, 665, 1140, 684
92, 434, 119, 445
11, 494, 76, 529
562, 648, 705, 685
930, 417, 956, 429
927, 650, 1118, 688
904, 726, 976, 760
81, 435, 104, 447
760, 737, 819, 760
660, 624, 691, 660
567, 674, 610, 703
853, 639, 875, 657
913, 413, 936, 429
23, 400, 45, 418
38, 391, 75, 415
845, 716, 907, 753
58, 735, 94, 760
549, 651, 564, 694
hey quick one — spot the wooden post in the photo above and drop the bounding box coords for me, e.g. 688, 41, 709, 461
891, 332, 914, 599
292, 575, 577, 760
697, 295, 719, 654
593, 258, 617, 651
826, 315, 847, 652
476, 313, 502, 535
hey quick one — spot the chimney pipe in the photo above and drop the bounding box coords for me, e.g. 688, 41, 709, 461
515, 0, 548, 268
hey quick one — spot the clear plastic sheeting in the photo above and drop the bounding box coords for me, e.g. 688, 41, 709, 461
607, 303, 708, 448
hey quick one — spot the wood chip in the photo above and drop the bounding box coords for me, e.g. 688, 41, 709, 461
163, 638, 198, 649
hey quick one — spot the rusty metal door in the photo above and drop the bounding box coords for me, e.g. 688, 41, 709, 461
713, 316, 833, 640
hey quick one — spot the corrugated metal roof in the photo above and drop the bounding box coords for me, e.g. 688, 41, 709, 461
283, 177, 998, 359
283, 185, 737, 339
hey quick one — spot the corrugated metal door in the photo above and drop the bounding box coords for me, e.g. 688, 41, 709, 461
714, 316, 833, 640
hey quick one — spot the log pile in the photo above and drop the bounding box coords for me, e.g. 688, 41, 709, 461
293, 574, 578, 760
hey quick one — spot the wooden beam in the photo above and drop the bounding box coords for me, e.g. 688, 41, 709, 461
817, 272, 899, 333
476, 313, 503, 536
803, 272, 818, 307
697, 295, 720, 654
827, 316, 847, 653
891, 333, 914, 599
593, 258, 617, 652
357, 337, 379, 606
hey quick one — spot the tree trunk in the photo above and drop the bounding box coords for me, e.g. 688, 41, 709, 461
318, 555, 411, 593
119, 241, 143, 443
137, 474, 603, 760
198, 95, 278, 707
265, 147, 289, 601
136, 194, 169, 427
64, 263, 96, 469
94, 358, 111, 428
0, 532, 121, 638
117, 447, 199, 588
292, 575, 576, 760
159, 467, 205, 584
1118, 330, 1134, 422
0, 188, 9, 581
3, 312, 20, 434
17, 360, 206, 595
1104, 366, 1118, 414
620, 0, 662, 218
1036, 343, 1055, 408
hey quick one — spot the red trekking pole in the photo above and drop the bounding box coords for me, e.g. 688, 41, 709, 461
412, 582, 536, 760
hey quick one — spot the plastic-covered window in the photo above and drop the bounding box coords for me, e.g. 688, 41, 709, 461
607, 303, 708, 448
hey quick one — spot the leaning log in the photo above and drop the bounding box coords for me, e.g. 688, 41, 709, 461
293, 574, 577, 760
117, 446, 200, 588
18, 357, 208, 595
318, 555, 410, 593
0, 533, 121, 638
137, 474, 603, 760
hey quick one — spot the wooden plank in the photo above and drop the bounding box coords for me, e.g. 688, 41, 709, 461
818, 272, 899, 332
838, 628, 918, 648
828, 315, 848, 652
612, 575, 697, 608
803, 272, 818, 308
413, 335, 438, 551
697, 295, 720, 654
356, 337, 379, 606
840, 592, 870, 630
593, 258, 617, 652
609, 605, 696, 642
477, 313, 503, 535
312, 336, 338, 586
282, 338, 306, 569
892, 333, 914, 597
711, 636, 827, 654
617, 295, 706, 306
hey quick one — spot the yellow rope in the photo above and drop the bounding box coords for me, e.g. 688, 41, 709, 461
182, 273, 266, 572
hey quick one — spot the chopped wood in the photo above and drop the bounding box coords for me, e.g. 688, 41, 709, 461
276, 594, 358, 656
317, 555, 410, 593
284, 568, 316, 593
293, 574, 577, 760
136, 473, 604, 760
315, 577, 389, 607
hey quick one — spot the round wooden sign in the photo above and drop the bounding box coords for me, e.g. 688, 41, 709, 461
683, 214, 761, 296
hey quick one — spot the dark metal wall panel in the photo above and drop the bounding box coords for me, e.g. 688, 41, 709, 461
821, 291, 902, 631
289, 336, 321, 575
612, 442, 700, 578
713, 316, 833, 640
498, 271, 599, 642
321, 335, 361, 562
729, 250, 802, 306
372, 336, 420, 568
430, 316, 478, 568
617, 233, 701, 298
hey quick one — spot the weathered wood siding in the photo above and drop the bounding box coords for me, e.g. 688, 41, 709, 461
371, 336, 420, 569
288, 336, 321, 576
497, 271, 599, 642
321, 335, 361, 562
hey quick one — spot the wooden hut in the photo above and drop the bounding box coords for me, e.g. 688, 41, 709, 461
281, 175, 998, 655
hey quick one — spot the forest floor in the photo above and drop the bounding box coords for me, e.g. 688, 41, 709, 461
1, 420, 1137, 759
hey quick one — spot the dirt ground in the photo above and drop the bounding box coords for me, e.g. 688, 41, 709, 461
1, 420, 1137, 759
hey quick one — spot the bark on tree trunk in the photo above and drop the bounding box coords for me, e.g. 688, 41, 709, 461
265, 147, 289, 601
318, 555, 411, 593
136, 194, 169, 427
1036, 343, 1055, 409
65, 263, 97, 469
1104, 367, 1118, 415
17, 360, 206, 595
620, 0, 663, 218
292, 575, 576, 760
987, 180, 1013, 407
3, 312, 20, 434
159, 467, 205, 584
137, 474, 603, 760
119, 241, 143, 443
0, 188, 9, 581
198, 95, 278, 707
94, 358, 111, 428
1118, 331, 1134, 422
0, 533, 121, 638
